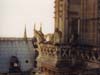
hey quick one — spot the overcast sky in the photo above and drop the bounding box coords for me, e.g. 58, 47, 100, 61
0, 0, 54, 37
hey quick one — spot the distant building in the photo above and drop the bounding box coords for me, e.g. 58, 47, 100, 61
0, 27, 35, 74
34, 0, 100, 75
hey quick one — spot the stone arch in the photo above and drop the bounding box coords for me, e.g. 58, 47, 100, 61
9, 56, 21, 73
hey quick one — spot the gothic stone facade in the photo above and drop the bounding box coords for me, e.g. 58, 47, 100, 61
34, 0, 100, 75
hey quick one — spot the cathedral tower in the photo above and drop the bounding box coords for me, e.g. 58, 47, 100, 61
54, 0, 69, 43
35, 0, 100, 75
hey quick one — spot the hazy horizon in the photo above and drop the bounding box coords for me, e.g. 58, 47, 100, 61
0, 0, 54, 37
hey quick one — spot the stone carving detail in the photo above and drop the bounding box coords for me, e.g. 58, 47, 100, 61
53, 28, 62, 44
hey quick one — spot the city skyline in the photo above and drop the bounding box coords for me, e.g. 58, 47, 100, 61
0, 0, 54, 37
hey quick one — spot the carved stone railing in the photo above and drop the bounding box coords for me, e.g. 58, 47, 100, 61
36, 43, 100, 75
38, 43, 100, 66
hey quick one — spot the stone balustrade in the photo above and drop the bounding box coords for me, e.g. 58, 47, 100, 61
38, 44, 100, 64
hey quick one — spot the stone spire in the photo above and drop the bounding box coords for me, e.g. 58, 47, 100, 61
40, 23, 42, 32
33, 23, 37, 37
24, 25, 28, 43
